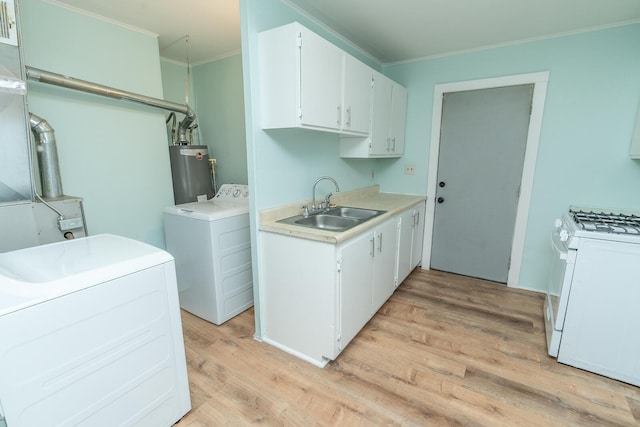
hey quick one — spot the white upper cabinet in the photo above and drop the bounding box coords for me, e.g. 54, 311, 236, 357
342, 55, 373, 135
298, 26, 343, 131
389, 79, 408, 155
340, 71, 408, 158
259, 22, 370, 136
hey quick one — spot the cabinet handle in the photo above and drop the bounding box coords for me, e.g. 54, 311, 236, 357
337, 105, 341, 126
377, 232, 383, 252
346, 106, 351, 127
370, 237, 375, 257
386, 137, 391, 152
416, 211, 420, 226
392, 137, 396, 151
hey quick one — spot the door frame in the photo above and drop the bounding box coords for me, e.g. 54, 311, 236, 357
422, 72, 549, 287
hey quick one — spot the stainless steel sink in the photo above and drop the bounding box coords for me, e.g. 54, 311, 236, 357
277, 206, 387, 232
325, 206, 383, 220
294, 214, 360, 231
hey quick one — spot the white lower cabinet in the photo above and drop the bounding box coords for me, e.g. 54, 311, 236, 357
338, 231, 374, 351
396, 201, 426, 285
260, 205, 422, 367
340, 217, 398, 347
370, 218, 399, 312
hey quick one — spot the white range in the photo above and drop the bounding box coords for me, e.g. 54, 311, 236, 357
545, 206, 640, 386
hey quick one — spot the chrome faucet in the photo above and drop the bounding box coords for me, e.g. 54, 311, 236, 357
312, 176, 340, 213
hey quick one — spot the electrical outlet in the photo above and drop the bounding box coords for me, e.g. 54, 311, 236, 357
404, 164, 416, 175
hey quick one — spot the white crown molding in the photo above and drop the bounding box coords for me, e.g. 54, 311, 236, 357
386, 19, 640, 66
279, 0, 382, 67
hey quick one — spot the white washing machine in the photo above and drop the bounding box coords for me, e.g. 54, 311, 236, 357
0, 234, 191, 427
163, 184, 253, 325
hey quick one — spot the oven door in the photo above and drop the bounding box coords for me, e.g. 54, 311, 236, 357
544, 231, 577, 357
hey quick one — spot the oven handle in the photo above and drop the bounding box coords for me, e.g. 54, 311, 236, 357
550, 233, 569, 261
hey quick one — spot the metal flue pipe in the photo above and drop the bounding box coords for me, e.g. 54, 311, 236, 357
25, 66, 196, 144
29, 113, 63, 198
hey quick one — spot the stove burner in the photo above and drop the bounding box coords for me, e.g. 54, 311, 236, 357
570, 209, 640, 235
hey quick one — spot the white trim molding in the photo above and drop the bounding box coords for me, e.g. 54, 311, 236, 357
422, 71, 549, 287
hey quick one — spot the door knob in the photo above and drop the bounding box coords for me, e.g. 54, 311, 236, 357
437, 197, 444, 203
439, 181, 446, 188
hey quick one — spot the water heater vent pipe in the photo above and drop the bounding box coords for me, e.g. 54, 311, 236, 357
25, 66, 196, 144
29, 112, 62, 198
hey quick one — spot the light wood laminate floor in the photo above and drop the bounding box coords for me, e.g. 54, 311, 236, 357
175, 269, 640, 426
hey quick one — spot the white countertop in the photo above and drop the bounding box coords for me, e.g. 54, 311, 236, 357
259, 186, 426, 244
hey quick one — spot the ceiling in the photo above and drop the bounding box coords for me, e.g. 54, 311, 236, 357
52, 0, 640, 65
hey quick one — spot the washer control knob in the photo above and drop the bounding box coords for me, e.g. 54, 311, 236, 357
554, 219, 562, 229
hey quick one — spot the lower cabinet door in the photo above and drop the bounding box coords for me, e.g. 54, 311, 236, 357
372, 218, 398, 311
338, 232, 374, 352
411, 202, 426, 269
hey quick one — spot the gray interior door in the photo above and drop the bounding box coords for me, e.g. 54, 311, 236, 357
431, 85, 533, 283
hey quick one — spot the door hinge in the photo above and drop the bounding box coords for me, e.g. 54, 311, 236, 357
296, 32, 302, 48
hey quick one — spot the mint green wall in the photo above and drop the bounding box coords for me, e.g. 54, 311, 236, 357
21, 0, 173, 248
242, 0, 385, 211
159, 59, 201, 146
161, 56, 248, 186
192, 55, 248, 186
379, 24, 640, 291
241, 0, 389, 336
159, 59, 192, 105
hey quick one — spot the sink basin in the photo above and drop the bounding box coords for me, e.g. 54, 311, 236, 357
294, 214, 359, 231
325, 206, 385, 220
276, 206, 387, 232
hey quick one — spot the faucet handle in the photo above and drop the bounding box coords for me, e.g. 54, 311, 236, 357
302, 205, 309, 217
325, 192, 333, 207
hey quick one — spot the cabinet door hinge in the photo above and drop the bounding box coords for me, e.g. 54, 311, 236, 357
297, 107, 303, 119
297, 32, 302, 48
336, 259, 342, 272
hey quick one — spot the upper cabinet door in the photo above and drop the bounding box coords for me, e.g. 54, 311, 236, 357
369, 72, 393, 155
299, 27, 343, 131
390, 82, 408, 155
342, 55, 372, 135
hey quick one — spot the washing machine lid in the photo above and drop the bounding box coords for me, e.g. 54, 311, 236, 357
164, 199, 249, 221
164, 184, 250, 221
0, 234, 173, 316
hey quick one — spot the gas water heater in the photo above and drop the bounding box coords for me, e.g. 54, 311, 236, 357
168, 145, 215, 205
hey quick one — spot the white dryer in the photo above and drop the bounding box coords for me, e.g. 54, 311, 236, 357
163, 184, 253, 325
